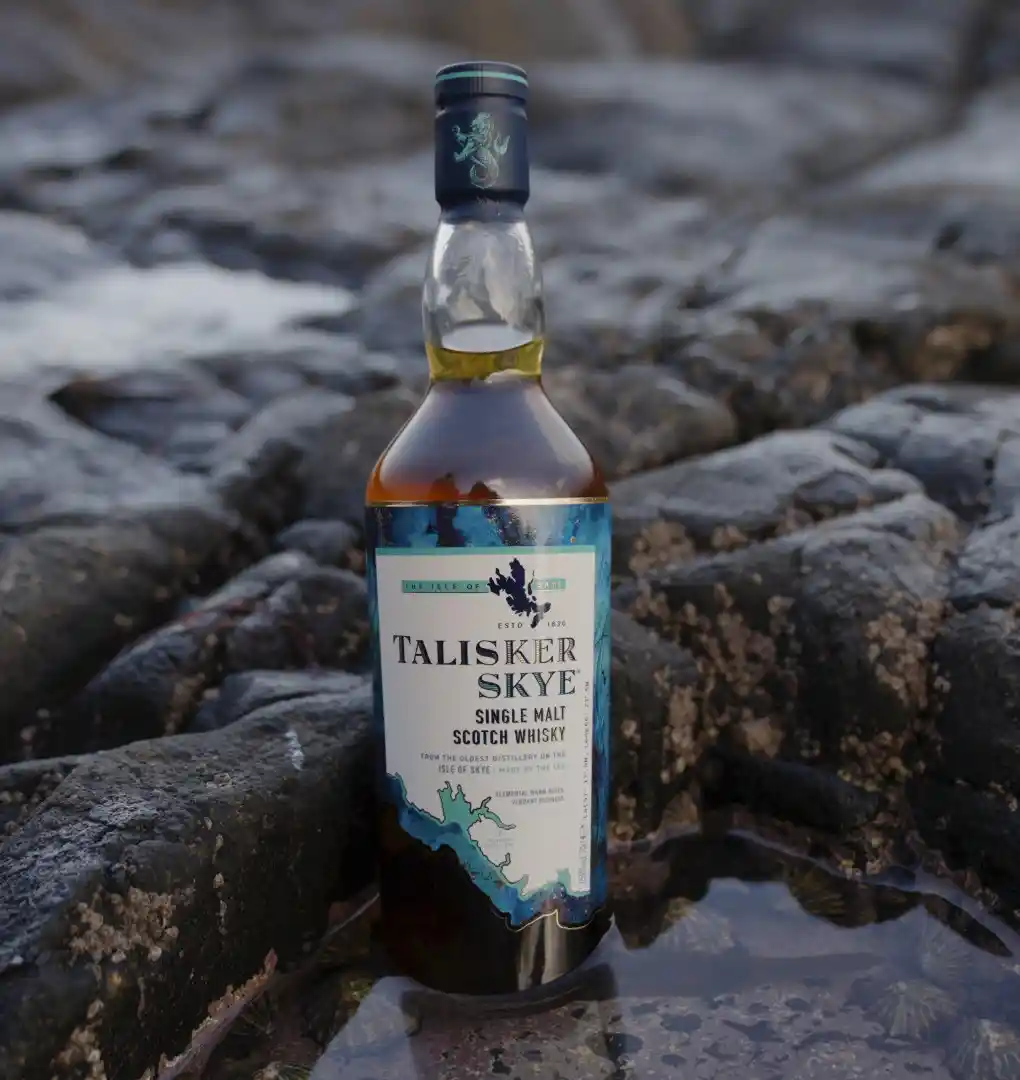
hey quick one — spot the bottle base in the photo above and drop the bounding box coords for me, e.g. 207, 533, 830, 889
380, 902, 613, 998
385, 907, 617, 1008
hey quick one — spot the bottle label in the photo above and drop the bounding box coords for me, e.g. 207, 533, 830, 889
366, 501, 610, 930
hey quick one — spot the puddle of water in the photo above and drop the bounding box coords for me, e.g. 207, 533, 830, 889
207, 832, 1020, 1080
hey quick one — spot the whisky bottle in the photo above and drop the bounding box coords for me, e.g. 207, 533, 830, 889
365, 61, 611, 996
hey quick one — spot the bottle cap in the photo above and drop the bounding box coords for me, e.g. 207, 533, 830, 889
435, 61, 529, 107
434, 61, 530, 209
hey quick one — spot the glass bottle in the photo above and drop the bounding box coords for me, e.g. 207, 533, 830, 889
365, 61, 611, 996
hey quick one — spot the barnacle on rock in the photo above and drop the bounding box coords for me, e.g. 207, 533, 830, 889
947, 1019, 1020, 1080
867, 979, 956, 1041
919, 919, 1008, 991
658, 897, 735, 954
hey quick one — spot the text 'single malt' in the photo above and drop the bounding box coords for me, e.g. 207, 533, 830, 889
364, 61, 611, 996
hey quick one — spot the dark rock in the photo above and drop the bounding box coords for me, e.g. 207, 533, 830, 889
0, 38, 444, 282
194, 347, 315, 405
221, 563, 368, 672
49, 367, 252, 462
618, 533, 804, 742
826, 384, 1020, 523
930, 604, 1020, 796
200, 36, 439, 169
59, 608, 230, 753
209, 387, 420, 530
828, 387, 1020, 795
0, 81, 212, 178
610, 614, 699, 836
0, 498, 249, 765
981, 4, 1020, 85
189, 549, 323, 605
701, 747, 882, 835
0, 755, 86, 838
688, 0, 977, 89
332, 247, 428, 354
950, 514, 1020, 610
275, 519, 362, 570
0, 212, 113, 301
290, 344, 405, 398
531, 61, 940, 194
533, 170, 717, 262
537, 206, 738, 372
0, 10, 104, 104
0, 5, 246, 106
161, 420, 243, 473
911, 779, 1020, 913
208, 428, 310, 541
340, 0, 695, 59
0, 677, 375, 1080
622, 492, 960, 759
610, 430, 921, 575
192, 669, 367, 733
206, 392, 360, 535
0, 393, 303, 762
540, 203, 1020, 434
791, 493, 959, 750
825, 81, 1020, 283
0, 393, 213, 528
683, 212, 1020, 407
194, 335, 403, 405
0, 1, 693, 115
664, 322, 901, 440
545, 365, 738, 479
116, 152, 437, 288
63, 552, 368, 755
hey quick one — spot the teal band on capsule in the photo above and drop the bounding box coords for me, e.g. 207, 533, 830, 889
436, 70, 528, 87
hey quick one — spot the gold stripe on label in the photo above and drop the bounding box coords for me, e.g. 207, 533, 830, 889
366, 497, 609, 508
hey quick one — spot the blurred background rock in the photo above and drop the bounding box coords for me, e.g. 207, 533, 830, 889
0, 0, 1002, 106
0, 0, 693, 106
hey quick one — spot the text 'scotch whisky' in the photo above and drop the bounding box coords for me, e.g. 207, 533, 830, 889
365, 61, 611, 996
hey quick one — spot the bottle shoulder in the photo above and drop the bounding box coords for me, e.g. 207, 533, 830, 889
365, 379, 608, 505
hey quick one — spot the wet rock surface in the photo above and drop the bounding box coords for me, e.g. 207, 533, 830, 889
62, 553, 369, 755
830, 79, 1020, 275
700, 748, 882, 835
0, 498, 249, 764
270, 834, 1020, 1080
610, 429, 924, 571
827, 386, 1020, 796
531, 60, 942, 194
0, 677, 375, 1080
3, 1, 1020, 1076
688, 0, 980, 87
611, 615, 700, 836
621, 489, 960, 760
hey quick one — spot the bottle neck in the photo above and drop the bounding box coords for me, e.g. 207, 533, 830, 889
423, 204, 545, 382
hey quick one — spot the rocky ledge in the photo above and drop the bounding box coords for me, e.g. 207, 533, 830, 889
3, 2, 1020, 1078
